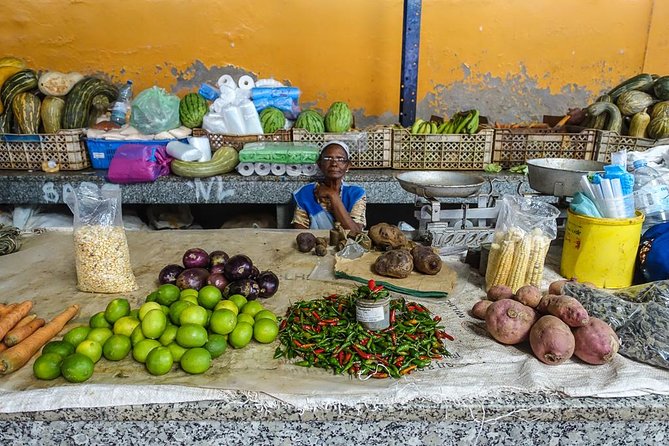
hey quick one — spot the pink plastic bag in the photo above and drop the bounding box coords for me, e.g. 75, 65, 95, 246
107, 144, 173, 184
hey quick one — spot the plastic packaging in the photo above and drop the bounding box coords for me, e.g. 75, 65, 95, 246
238, 142, 319, 164
130, 86, 181, 134
632, 159, 669, 230
107, 144, 172, 184
239, 100, 263, 134
166, 140, 202, 161
198, 83, 219, 101
110, 80, 133, 126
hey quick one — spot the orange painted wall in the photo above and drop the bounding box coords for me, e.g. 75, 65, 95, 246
0, 0, 663, 123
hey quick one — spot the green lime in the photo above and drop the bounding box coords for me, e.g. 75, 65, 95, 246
209, 309, 237, 335
180, 289, 199, 299
204, 333, 228, 359
33, 353, 63, 380
113, 316, 140, 337
138, 302, 162, 320
104, 298, 130, 324
87, 327, 113, 346
145, 290, 159, 302
254, 309, 278, 323
198, 285, 222, 310
60, 353, 95, 383
63, 326, 91, 348
42, 340, 75, 358
159, 324, 178, 346
157, 284, 181, 306
75, 339, 103, 363
132, 339, 161, 363
180, 348, 212, 374
167, 342, 188, 362
130, 325, 146, 346
169, 300, 193, 325
89, 311, 112, 329
176, 323, 208, 348
241, 300, 264, 318
141, 309, 167, 339
236, 313, 255, 326
102, 334, 132, 361
228, 322, 253, 349
214, 299, 239, 315
179, 305, 208, 326
253, 318, 279, 344
129, 309, 140, 320
160, 305, 170, 316
180, 294, 199, 305
227, 294, 247, 311
145, 346, 174, 376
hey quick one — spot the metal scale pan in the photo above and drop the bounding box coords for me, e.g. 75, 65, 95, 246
395, 171, 486, 198
526, 158, 605, 198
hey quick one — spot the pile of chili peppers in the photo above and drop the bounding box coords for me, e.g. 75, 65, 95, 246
274, 280, 454, 379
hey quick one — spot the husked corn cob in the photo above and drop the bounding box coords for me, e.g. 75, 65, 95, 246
485, 242, 503, 291
491, 238, 516, 287
526, 234, 551, 286
508, 235, 533, 292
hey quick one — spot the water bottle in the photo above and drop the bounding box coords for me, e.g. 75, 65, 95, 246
110, 80, 133, 126
632, 159, 669, 229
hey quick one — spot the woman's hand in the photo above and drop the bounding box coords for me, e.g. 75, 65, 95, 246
315, 183, 338, 201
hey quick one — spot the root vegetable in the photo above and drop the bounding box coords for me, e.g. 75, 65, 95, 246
485, 299, 538, 345
514, 285, 542, 308
0, 300, 33, 341
4, 318, 45, 347
296, 232, 317, 253
530, 315, 575, 365
537, 294, 590, 327
368, 223, 408, 250
548, 279, 574, 295
411, 246, 442, 275
471, 300, 492, 320
486, 285, 514, 301
573, 317, 620, 365
374, 249, 413, 279
314, 244, 327, 256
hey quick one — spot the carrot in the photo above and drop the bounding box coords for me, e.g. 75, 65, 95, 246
14, 313, 37, 328
0, 304, 79, 375
4, 318, 46, 347
0, 303, 18, 319
0, 300, 33, 341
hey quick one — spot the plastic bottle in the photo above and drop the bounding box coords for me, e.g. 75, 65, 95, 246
632, 159, 669, 229
110, 80, 133, 126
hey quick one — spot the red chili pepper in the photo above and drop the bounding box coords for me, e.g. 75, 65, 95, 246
391, 332, 397, 345
279, 319, 287, 331
344, 352, 352, 364
406, 333, 418, 340
293, 339, 315, 349
368, 279, 376, 290
394, 356, 405, 367
314, 324, 322, 333
302, 324, 313, 331
311, 311, 321, 321
338, 351, 344, 366
352, 345, 372, 360
431, 355, 443, 360
400, 365, 417, 375
313, 348, 325, 355
360, 338, 370, 346
433, 315, 442, 322
389, 309, 396, 324
371, 372, 388, 379
373, 285, 384, 292
337, 303, 344, 314
437, 330, 455, 341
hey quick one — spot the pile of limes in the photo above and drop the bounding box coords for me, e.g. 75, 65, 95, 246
32, 283, 279, 382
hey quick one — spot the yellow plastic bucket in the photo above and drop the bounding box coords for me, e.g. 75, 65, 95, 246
561, 209, 644, 289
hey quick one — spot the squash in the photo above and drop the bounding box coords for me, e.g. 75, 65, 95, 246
0, 56, 26, 69
647, 115, 669, 140
586, 101, 622, 133
607, 73, 654, 101
616, 90, 655, 116
62, 77, 118, 129
41, 96, 65, 133
651, 101, 669, 119
0, 66, 25, 113
653, 76, 669, 101
88, 94, 111, 126
628, 109, 651, 138
12, 92, 41, 134
0, 69, 38, 130
38, 71, 84, 97
170, 145, 239, 178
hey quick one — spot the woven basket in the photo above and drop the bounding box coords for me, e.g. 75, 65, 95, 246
193, 128, 292, 151
595, 130, 657, 163
0, 130, 90, 170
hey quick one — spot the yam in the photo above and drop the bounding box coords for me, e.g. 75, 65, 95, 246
296, 232, 317, 253
548, 279, 573, 295
471, 300, 492, 320
373, 249, 413, 279
572, 317, 620, 365
368, 223, 408, 250
410, 245, 442, 275
514, 285, 542, 308
484, 299, 538, 345
529, 315, 575, 365
537, 294, 590, 327
486, 285, 514, 301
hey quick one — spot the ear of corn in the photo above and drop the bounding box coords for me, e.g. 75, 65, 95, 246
485, 242, 503, 291
491, 239, 516, 287
508, 235, 532, 292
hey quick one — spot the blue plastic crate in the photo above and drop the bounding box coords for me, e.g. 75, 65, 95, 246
86, 138, 182, 169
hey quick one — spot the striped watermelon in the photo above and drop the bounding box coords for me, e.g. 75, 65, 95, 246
259, 107, 285, 133
294, 109, 324, 133
324, 101, 353, 132
179, 93, 208, 128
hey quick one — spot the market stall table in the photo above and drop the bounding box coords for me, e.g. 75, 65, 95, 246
1, 229, 668, 444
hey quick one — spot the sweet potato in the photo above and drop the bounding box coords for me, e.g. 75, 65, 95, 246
486, 284, 514, 302
411, 246, 442, 275
513, 285, 542, 308
471, 300, 492, 320
537, 294, 590, 327
485, 299, 538, 345
548, 279, 573, 295
572, 317, 620, 365
529, 315, 575, 365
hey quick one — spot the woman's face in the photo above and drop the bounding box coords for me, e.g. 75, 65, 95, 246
318, 144, 350, 180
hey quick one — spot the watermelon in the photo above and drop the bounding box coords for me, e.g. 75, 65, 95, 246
294, 109, 325, 133
259, 107, 285, 133
179, 93, 208, 128
324, 101, 353, 133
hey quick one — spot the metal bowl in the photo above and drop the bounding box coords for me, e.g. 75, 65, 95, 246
526, 158, 606, 197
395, 171, 485, 198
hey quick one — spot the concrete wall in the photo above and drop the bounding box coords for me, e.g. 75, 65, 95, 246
1, 0, 666, 124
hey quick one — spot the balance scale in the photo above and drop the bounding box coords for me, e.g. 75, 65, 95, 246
395, 159, 606, 249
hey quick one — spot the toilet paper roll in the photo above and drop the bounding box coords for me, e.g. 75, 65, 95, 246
285, 164, 302, 177
236, 163, 255, 176
270, 163, 286, 176
238, 75, 255, 90
254, 163, 271, 176
301, 164, 319, 176
217, 74, 236, 89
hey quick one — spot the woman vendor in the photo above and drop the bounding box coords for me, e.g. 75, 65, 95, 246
291, 141, 366, 233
